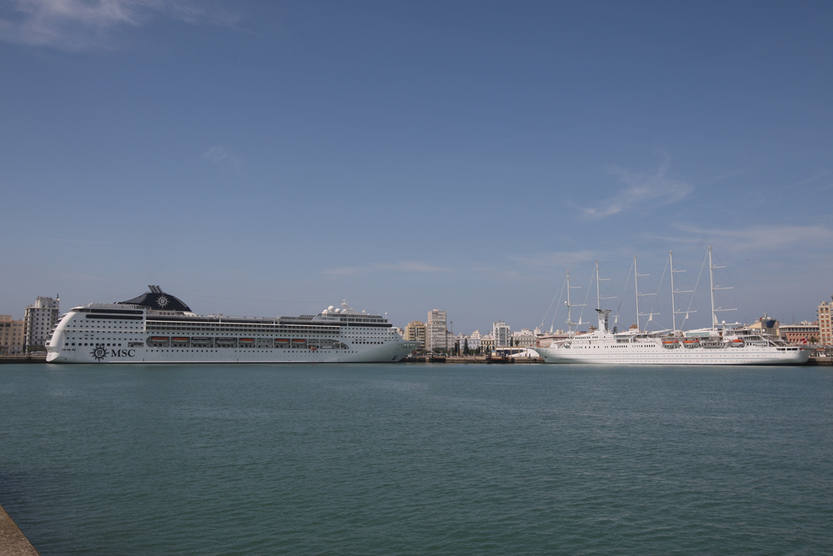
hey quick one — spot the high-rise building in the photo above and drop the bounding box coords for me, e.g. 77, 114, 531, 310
24, 296, 60, 352
492, 321, 511, 348
0, 315, 25, 355
426, 309, 448, 352
819, 298, 833, 346
403, 321, 427, 351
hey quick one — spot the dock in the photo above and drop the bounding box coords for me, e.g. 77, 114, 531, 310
0, 504, 38, 555
0, 354, 46, 364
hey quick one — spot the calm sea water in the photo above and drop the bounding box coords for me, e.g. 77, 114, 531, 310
1, 363, 832, 554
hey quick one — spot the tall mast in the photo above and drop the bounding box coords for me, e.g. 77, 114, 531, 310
633, 256, 640, 331
594, 260, 614, 312
670, 251, 677, 332
566, 271, 572, 327
708, 246, 716, 329
565, 271, 585, 332
708, 245, 736, 330
670, 250, 694, 333
633, 256, 654, 332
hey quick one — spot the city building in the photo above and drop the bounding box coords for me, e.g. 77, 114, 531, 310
512, 328, 536, 348
0, 315, 25, 355
481, 333, 495, 352
747, 314, 779, 336
779, 321, 819, 345
492, 321, 511, 348
24, 296, 60, 352
818, 298, 833, 346
426, 309, 448, 353
403, 321, 427, 351
446, 330, 457, 354
467, 330, 482, 351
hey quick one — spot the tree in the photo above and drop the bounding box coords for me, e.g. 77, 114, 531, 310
463, 338, 470, 355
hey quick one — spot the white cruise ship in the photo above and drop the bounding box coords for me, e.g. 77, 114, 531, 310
46, 286, 416, 364
533, 309, 809, 366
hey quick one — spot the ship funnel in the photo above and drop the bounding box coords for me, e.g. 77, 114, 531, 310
595, 308, 611, 333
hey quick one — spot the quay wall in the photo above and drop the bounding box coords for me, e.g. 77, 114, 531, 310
0, 504, 38, 555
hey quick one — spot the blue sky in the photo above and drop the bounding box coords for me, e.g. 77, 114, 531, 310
1, 0, 832, 332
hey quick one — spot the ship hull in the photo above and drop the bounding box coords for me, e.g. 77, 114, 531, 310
47, 342, 413, 364
534, 346, 809, 366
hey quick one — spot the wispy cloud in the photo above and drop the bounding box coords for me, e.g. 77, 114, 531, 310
581, 155, 692, 219
788, 170, 829, 189
323, 261, 450, 276
653, 224, 833, 252
201, 145, 241, 170
0, 0, 238, 50
510, 250, 599, 268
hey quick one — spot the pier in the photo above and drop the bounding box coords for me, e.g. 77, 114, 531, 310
0, 505, 38, 555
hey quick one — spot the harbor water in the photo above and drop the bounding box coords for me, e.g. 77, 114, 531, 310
1, 363, 832, 554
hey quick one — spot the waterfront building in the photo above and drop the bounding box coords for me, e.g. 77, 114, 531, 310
492, 321, 511, 348
446, 330, 457, 354
747, 314, 780, 336
481, 333, 495, 352
24, 296, 59, 352
512, 328, 536, 348
467, 330, 482, 351
819, 298, 833, 345
779, 321, 819, 345
0, 315, 25, 354
403, 321, 427, 351
426, 309, 448, 353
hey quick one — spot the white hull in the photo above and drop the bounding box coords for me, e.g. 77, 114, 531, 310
534, 344, 809, 366
47, 342, 413, 364
46, 289, 416, 365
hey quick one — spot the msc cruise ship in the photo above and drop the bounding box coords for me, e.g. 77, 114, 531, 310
47, 286, 416, 364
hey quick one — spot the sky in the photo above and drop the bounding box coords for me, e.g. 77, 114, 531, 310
1, 0, 832, 333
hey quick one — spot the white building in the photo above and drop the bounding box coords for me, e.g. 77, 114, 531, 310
512, 328, 536, 348
24, 296, 60, 352
466, 330, 482, 351
427, 309, 448, 352
492, 321, 511, 348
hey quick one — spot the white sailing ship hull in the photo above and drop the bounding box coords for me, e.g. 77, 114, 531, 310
534, 345, 809, 365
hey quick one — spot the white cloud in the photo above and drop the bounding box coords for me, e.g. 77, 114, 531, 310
0, 0, 237, 50
323, 261, 450, 276
581, 155, 692, 219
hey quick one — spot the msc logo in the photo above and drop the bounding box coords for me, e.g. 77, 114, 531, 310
90, 344, 136, 362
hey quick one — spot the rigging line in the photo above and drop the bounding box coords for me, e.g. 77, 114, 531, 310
579, 267, 594, 326
617, 259, 634, 316
685, 250, 709, 322
541, 277, 566, 332
649, 257, 669, 329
